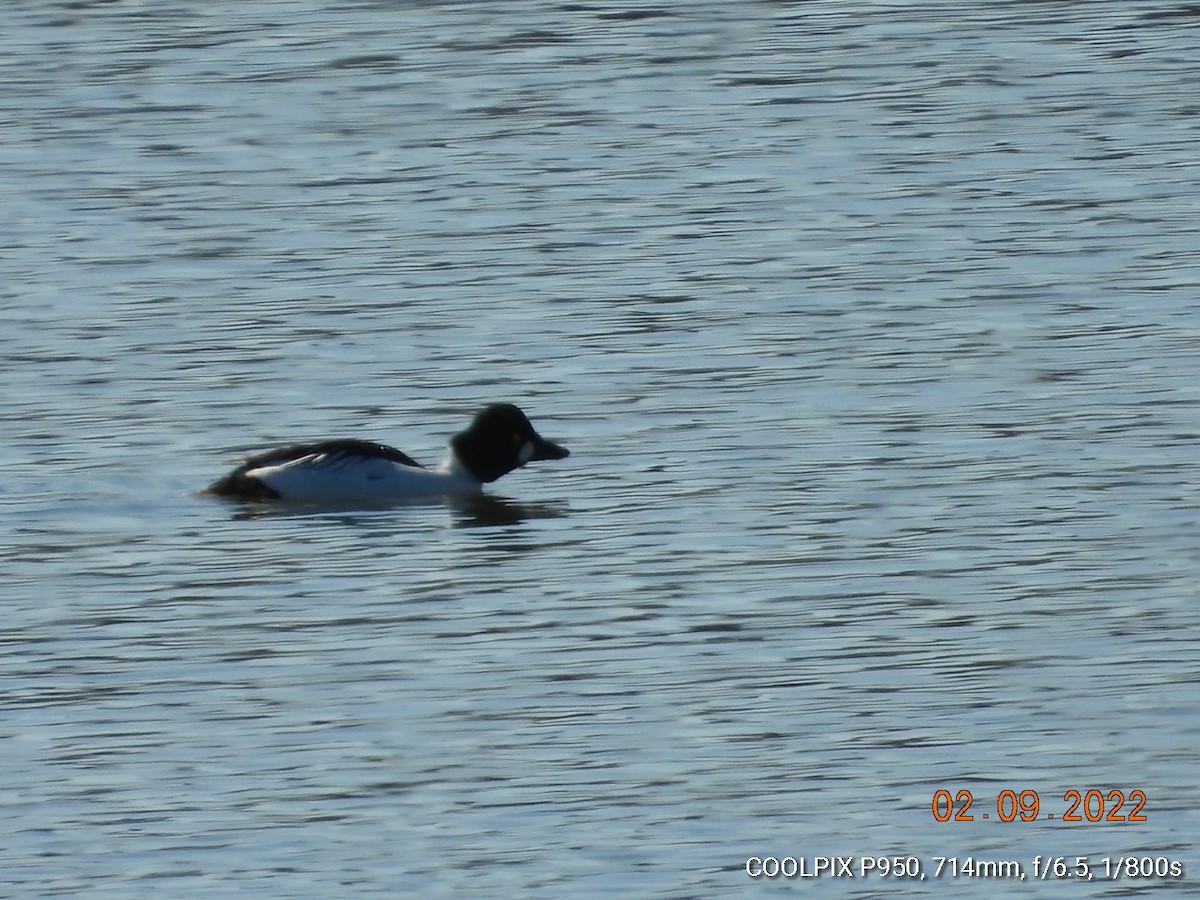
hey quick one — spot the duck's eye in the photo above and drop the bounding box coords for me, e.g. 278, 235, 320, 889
512, 432, 522, 444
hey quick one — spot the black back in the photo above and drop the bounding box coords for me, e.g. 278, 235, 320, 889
205, 439, 423, 499
233, 439, 422, 472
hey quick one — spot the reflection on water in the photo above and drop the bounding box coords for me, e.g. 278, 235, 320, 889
214, 490, 569, 529
449, 494, 570, 529
3, 1, 1199, 897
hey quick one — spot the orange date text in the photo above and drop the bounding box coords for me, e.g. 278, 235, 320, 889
931, 789, 1147, 823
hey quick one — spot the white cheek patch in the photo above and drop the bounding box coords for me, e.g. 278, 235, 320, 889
518, 441, 535, 465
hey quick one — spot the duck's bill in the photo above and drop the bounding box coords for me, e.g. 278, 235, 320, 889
532, 435, 570, 461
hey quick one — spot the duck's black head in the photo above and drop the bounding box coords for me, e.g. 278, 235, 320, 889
450, 403, 569, 484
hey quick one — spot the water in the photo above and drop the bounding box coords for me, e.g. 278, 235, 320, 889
3, 1, 1199, 896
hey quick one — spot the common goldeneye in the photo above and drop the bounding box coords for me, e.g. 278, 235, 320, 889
204, 403, 569, 502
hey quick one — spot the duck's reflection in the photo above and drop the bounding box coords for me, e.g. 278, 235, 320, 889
215, 491, 567, 528
448, 493, 569, 528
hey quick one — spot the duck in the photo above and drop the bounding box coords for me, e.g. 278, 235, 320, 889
204, 403, 569, 502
